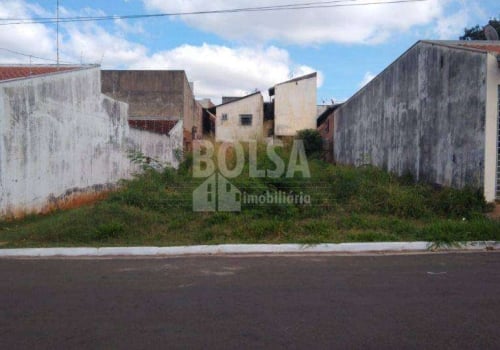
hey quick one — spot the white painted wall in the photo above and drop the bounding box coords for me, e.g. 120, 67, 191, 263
128, 120, 183, 169
484, 54, 500, 202
0, 67, 182, 217
274, 75, 317, 136
215, 93, 264, 142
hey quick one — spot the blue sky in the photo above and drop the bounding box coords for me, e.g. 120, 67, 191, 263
0, 0, 498, 103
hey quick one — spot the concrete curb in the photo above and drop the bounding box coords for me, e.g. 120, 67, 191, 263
0, 241, 498, 257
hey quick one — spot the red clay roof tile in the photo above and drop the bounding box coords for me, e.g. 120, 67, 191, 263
458, 44, 500, 55
0, 66, 79, 81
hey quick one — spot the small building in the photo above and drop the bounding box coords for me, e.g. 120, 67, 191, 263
270, 72, 317, 137
214, 92, 264, 142
334, 40, 500, 202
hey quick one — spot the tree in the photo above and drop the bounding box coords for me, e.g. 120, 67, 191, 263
460, 17, 500, 40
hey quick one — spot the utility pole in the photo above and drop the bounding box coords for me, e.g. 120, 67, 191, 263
56, 0, 59, 66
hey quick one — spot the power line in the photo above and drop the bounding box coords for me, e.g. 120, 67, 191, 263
0, 47, 76, 64
2, 0, 359, 21
0, 0, 427, 26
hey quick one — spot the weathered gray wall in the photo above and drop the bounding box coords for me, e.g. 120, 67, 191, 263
128, 120, 183, 169
101, 70, 186, 118
334, 42, 487, 189
0, 67, 182, 218
101, 70, 202, 139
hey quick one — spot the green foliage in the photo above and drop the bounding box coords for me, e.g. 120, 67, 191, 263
460, 17, 500, 40
127, 149, 168, 171
296, 129, 323, 158
94, 221, 125, 240
1, 141, 499, 247
430, 187, 487, 218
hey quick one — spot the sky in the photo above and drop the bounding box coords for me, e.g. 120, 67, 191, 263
0, 0, 498, 103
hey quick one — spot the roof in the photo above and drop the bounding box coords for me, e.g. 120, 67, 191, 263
0, 65, 83, 82
275, 72, 317, 87
214, 91, 262, 108
317, 104, 342, 127
269, 72, 317, 96
422, 40, 500, 55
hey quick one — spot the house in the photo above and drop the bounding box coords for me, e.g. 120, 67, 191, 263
270, 72, 317, 137
214, 92, 264, 142
0, 64, 182, 218
208, 73, 318, 143
333, 40, 500, 202
101, 70, 202, 148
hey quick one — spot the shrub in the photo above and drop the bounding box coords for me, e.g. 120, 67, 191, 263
296, 129, 323, 158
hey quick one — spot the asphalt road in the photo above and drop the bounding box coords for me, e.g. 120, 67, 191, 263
1, 253, 499, 349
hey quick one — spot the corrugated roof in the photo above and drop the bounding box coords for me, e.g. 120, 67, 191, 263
0, 65, 81, 82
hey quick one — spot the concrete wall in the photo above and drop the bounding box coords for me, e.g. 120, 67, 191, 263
274, 74, 317, 136
183, 78, 203, 139
101, 70, 202, 140
128, 120, 183, 169
101, 70, 185, 118
0, 67, 182, 218
215, 93, 264, 142
334, 42, 488, 194
485, 53, 500, 201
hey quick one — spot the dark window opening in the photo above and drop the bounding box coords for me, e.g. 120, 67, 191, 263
240, 114, 253, 126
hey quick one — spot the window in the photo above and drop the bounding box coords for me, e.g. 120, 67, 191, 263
240, 114, 253, 126
221, 113, 228, 122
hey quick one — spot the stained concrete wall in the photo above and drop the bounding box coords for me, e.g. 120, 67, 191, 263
274, 74, 317, 136
101, 70, 202, 140
334, 41, 488, 194
128, 120, 183, 169
183, 78, 203, 139
0, 67, 182, 218
215, 93, 264, 142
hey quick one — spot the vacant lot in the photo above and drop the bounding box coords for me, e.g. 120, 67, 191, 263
1, 145, 499, 247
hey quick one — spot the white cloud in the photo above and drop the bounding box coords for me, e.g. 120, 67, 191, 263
62, 22, 148, 66
0, 0, 56, 64
143, 0, 447, 45
359, 71, 375, 88
129, 44, 321, 99
432, 1, 486, 39
0, 1, 322, 101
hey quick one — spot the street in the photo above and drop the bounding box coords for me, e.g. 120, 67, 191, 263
1, 252, 499, 349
